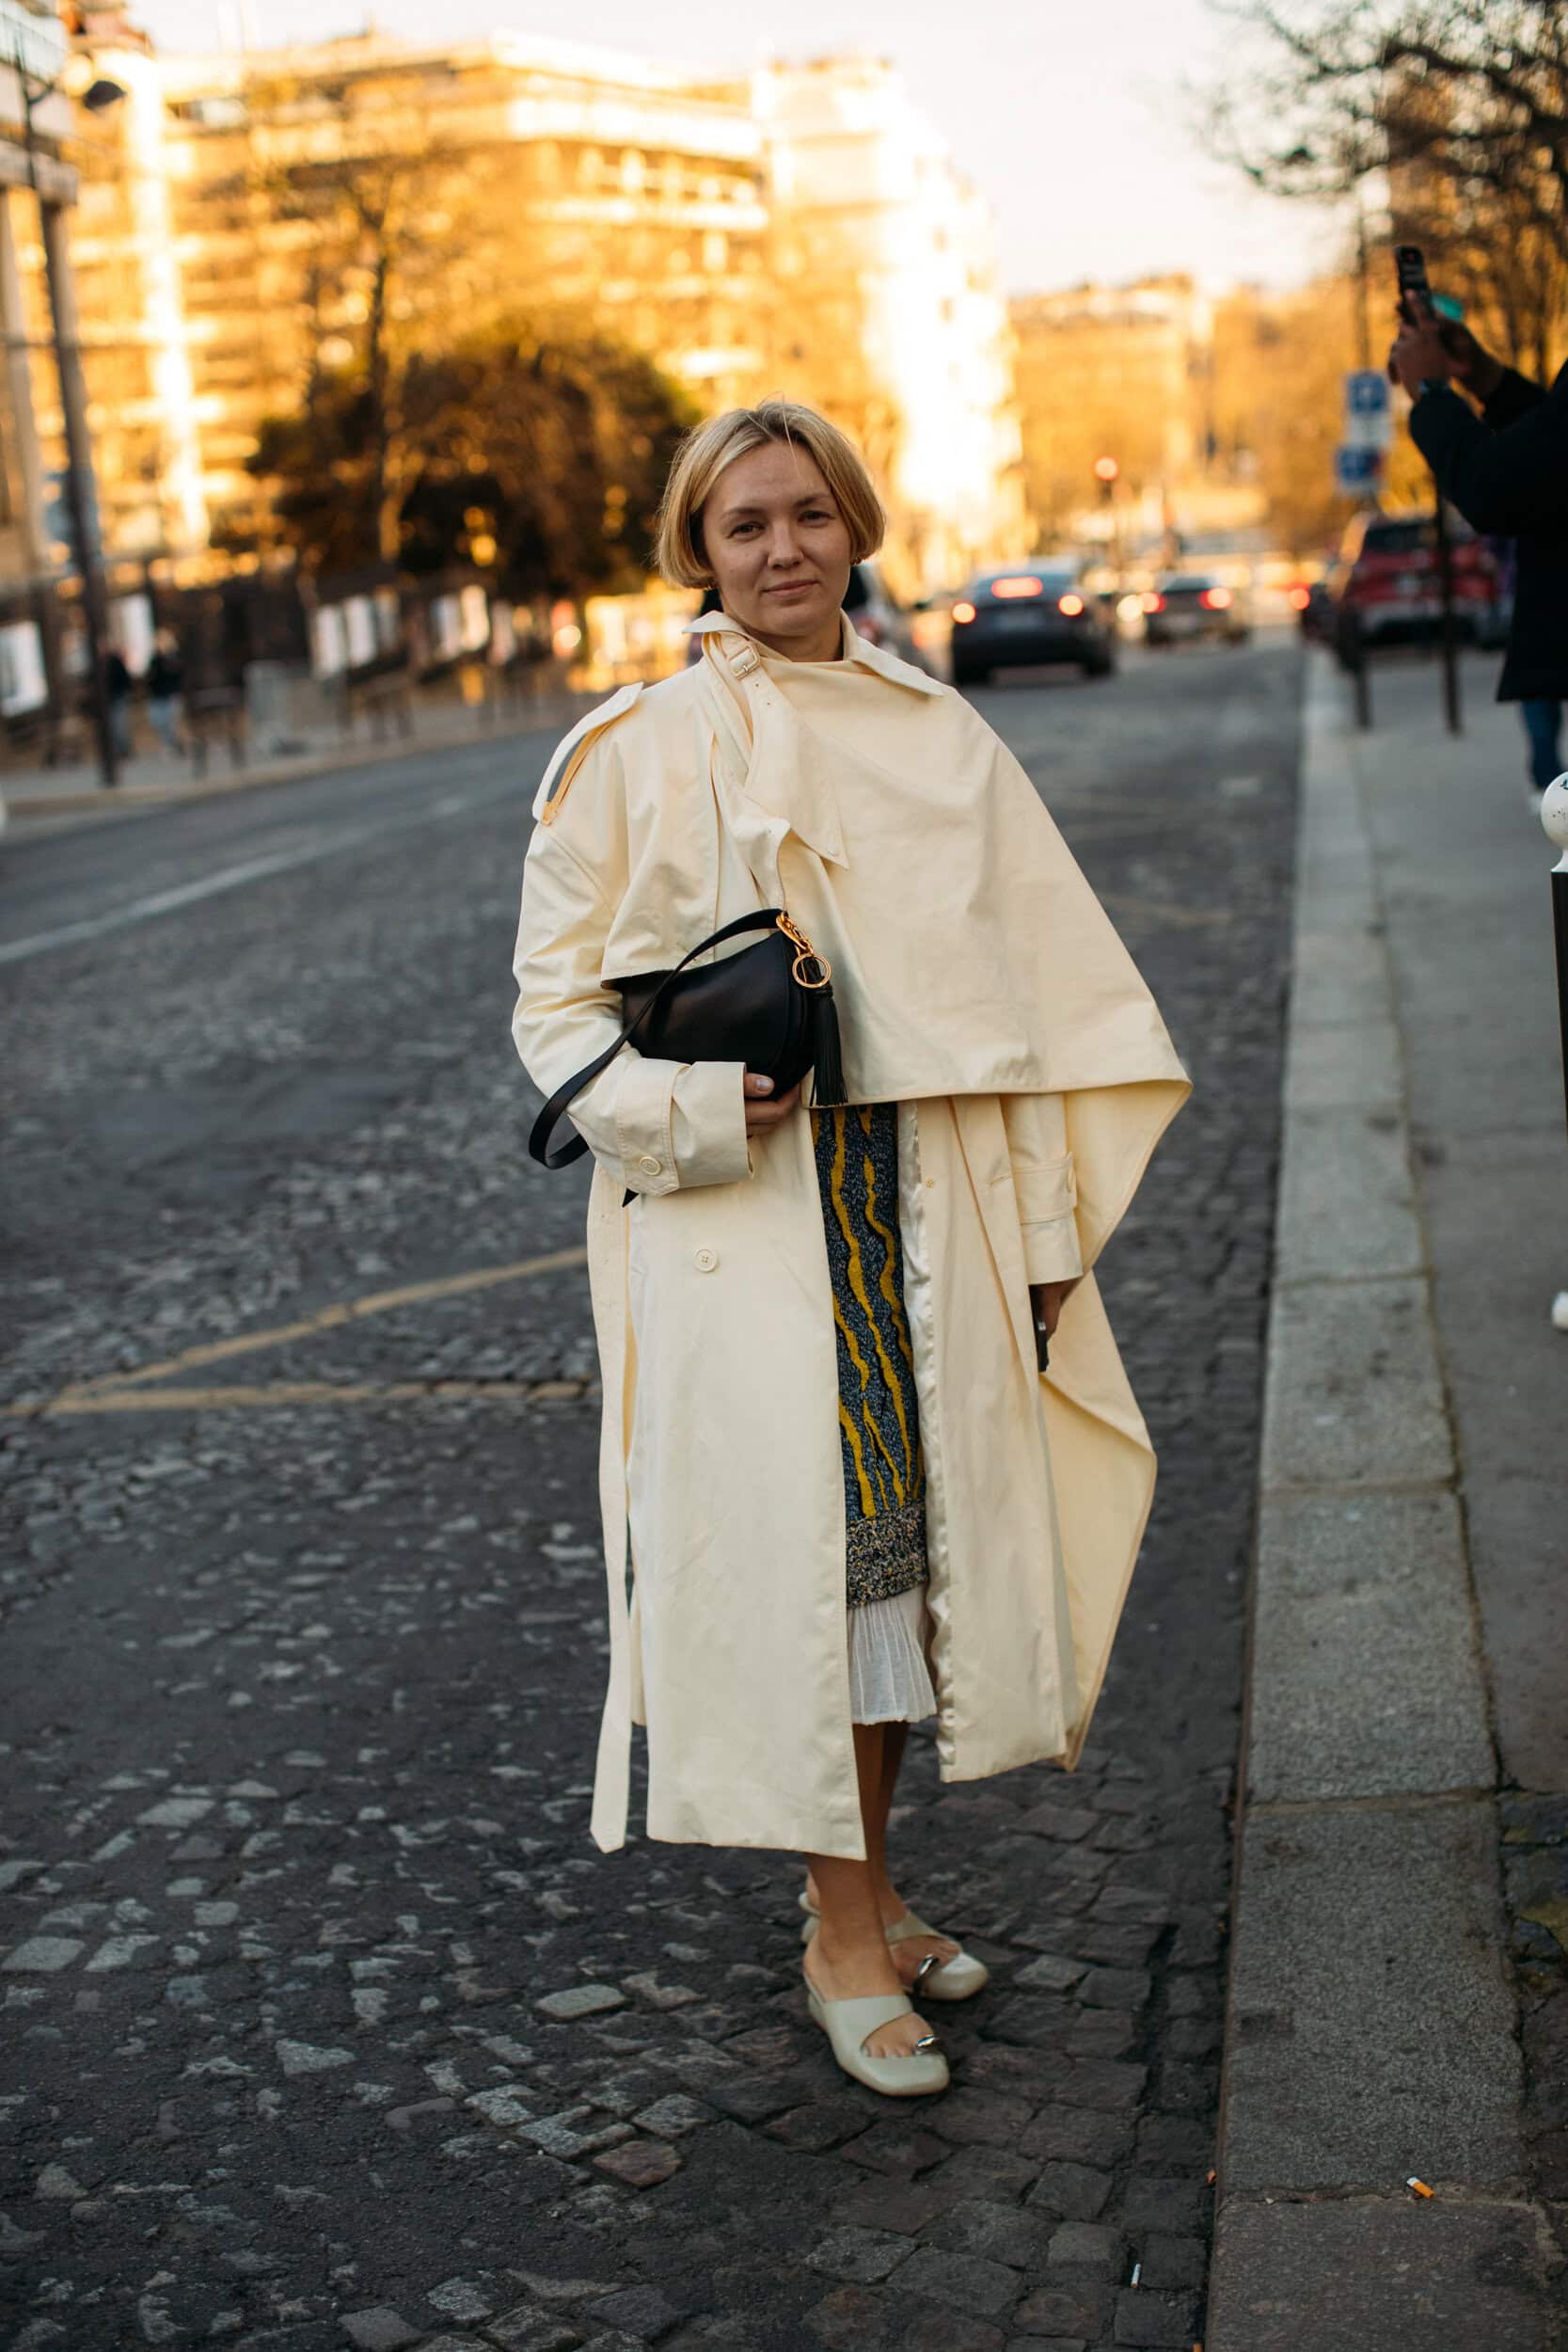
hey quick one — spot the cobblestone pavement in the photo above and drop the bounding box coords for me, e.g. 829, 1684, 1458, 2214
1, 640, 1301, 2352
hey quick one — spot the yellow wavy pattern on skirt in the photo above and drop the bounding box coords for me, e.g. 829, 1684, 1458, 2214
814, 1105, 922, 1521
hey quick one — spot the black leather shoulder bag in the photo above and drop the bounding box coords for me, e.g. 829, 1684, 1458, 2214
527, 908, 846, 1168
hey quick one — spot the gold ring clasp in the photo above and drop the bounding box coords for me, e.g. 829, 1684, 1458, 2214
776, 914, 832, 990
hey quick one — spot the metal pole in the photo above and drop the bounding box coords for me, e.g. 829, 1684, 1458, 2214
17, 51, 119, 787
1543, 778, 1568, 1332
1431, 489, 1461, 737
1338, 601, 1372, 729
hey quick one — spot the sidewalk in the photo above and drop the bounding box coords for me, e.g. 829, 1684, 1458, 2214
0, 681, 598, 833
1210, 648, 1568, 2347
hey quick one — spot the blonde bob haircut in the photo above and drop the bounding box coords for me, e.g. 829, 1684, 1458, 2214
656, 399, 885, 589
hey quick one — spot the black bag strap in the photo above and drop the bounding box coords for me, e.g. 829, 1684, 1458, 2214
527, 908, 784, 1168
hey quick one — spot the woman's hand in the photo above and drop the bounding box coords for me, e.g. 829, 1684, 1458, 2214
1030, 1278, 1080, 1342
744, 1072, 802, 1135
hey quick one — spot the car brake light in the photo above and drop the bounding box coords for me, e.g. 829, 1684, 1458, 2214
1141, 592, 1165, 614
1200, 586, 1233, 611
1057, 592, 1085, 616
991, 576, 1044, 599
952, 601, 976, 625
1288, 585, 1310, 610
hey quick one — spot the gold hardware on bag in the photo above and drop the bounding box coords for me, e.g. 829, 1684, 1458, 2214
776, 914, 832, 990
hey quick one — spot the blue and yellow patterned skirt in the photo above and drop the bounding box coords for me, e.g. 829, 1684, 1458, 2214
810, 1103, 930, 1611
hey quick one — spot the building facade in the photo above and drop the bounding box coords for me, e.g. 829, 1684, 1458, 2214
757, 56, 1025, 593
33, 24, 1023, 600
148, 32, 772, 557
0, 0, 84, 713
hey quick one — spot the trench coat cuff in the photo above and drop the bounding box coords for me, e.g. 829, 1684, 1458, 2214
670, 1059, 752, 1188
1022, 1210, 1085, 1286
613, 1056, 751, 1193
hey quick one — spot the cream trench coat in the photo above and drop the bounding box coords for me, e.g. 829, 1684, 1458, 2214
513, 615, 1190, 1858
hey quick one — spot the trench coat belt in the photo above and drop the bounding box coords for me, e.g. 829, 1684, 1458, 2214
588, 1177, 635, 1856
591, 1528, 633, 1853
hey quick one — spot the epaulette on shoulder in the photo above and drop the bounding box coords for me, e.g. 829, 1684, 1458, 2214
532, 683, 644, 824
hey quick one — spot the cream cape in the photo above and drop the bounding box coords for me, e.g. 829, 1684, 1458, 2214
513, 613, 1190, 1854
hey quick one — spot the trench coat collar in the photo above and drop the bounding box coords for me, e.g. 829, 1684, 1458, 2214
687, 606, 944, 697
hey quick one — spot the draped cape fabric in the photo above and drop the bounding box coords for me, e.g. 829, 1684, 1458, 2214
512, 612, 1190, 1856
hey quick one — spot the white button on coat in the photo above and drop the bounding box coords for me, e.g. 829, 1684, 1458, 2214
638, 1154, 662, 1176
693, 1248, 718, 1272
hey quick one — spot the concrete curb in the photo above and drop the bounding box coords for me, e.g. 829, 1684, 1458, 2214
1207, 653, 1558, 2349
0, 690, 598, 831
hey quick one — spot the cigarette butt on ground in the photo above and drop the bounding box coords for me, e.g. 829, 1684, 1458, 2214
1406, 2175, 1434, 2199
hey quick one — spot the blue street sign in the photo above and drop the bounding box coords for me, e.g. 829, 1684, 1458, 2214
1345, 370, 1390, 419
42, 468, 102, 570
1335, 444, 1385, 495
1343, 370, 1394, 451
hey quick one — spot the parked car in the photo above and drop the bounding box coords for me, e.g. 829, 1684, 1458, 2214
842, 562, 933, 671
1141, 574, 1250, 647
1328, 510, 1499, 651
948, 564, 1117, 686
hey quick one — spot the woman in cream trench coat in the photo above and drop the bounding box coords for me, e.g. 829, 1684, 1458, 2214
513, 402, 1188, 2093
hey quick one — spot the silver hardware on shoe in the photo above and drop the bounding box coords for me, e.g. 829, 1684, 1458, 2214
913, 2033, 942, 2053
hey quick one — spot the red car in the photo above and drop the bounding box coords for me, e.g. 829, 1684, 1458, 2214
1331, 510, 1499, 649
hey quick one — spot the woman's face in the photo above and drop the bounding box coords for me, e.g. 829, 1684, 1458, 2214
699, 441, 853, 661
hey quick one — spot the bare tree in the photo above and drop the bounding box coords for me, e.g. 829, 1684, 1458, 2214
1200, 1, 1568, 375
239, 66, 497, 564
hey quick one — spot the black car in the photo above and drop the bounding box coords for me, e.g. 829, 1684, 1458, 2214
1141, 574, 1250, 647
949, 565, 1117, 687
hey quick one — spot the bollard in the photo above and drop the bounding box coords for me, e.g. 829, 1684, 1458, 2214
1544, 773, 1568, 1333
1337, 605, 1372, 730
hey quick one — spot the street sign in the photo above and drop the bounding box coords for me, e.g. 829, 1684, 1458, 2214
43, 467, 102, 569
1335, 444, 1386, 496
1343, 369, 1393, 450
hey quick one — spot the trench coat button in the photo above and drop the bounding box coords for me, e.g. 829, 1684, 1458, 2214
638, 1153, 662, 1176
693, 1247, 719, 1272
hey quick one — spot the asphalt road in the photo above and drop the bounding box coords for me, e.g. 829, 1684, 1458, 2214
0, 635, 1302, 2352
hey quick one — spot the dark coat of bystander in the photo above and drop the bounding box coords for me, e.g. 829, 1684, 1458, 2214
1409, 360, 1568, 702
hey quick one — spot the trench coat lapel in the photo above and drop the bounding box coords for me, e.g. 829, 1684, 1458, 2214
696, 627, 847, 867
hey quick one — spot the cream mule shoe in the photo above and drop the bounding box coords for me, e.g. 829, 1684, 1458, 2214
801, 1962, 949, 2097
800, 1893, 990, 2002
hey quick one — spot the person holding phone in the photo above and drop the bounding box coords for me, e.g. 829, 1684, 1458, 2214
1389, 279, 1568, 803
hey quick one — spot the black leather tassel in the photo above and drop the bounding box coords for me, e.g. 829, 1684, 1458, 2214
808, 984, 847, 1107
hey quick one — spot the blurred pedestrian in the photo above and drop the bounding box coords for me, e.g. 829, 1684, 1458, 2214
513, 400, 1189, 2099
145, 629, 184, 755
103, 647, 134, 763
1389, 316, 1567, 804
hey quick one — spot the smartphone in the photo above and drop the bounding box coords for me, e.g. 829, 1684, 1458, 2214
1395, 244, 1434, 325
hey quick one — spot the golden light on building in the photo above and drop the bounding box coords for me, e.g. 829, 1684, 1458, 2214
5, 21, 1031, 609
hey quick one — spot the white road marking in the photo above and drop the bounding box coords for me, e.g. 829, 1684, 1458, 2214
0, 777, 519, 967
